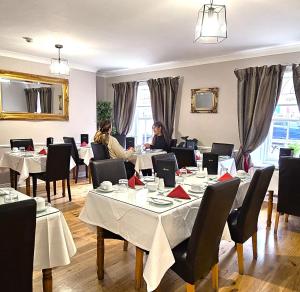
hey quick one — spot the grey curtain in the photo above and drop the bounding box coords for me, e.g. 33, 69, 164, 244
235, 65, 286, 171
113, 81, 139, 135
39, 87, 52, 113
24, 88, 38, 113
292, 64, 300, 112
147, 77, 180, 142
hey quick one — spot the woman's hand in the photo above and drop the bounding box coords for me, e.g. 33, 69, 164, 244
144, 143, 151, 149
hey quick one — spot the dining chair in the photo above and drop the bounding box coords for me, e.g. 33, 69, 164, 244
90, 158, 129, 269
9, 138, 35, 189
274, 157, 300, 234
171, 147, 197, 169
46, 137, 54, 147
80, 134, 89, 144
0, 199, 36, 292
90, 158, 127, 188
279, 147, 293, 158
126, 136, 135, 149
152, 153, 178, 174
91, 142, 110, 160
112, 133, 126, 148
170, 178, 240, 291
169, 139, 177, 149
211, 142, 234, 157
32, 143, 72, 202
227, 165, 275, 274
63, 136, 88, 183
202, 152, 219, 175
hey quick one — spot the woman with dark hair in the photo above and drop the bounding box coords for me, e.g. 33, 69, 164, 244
94, 120, 136, 178
144, 121, 169, 151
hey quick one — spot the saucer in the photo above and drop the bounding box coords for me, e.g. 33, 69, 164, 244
189, 188, 204, 194
97, 187, 114, 193
37, 206, 48, 213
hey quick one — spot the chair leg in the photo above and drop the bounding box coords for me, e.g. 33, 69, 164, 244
53, 181, 56, 196
252, 232, 257, 259
32, 177, 37, 197
186, 283, 196, 292
274, 212, 281, 234
67, 178, 72, 201
85, 165, 88, 178
211, 263, 218, 290
97, 226, 104, 280
236, 243, 244, 274
285, 214, 289, 223
123, 241, 128, 251
10, 169, 14, 188
62, 180, 66, 197
135, 247, 144, 289
45, 181, 51, 203
75, 166, 79, 183
14, 172, 18, 190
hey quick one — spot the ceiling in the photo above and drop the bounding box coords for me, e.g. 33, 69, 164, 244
0, 0, 300, 74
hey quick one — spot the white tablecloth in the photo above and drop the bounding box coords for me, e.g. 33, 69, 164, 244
0, 151, 76, 184
0, 190, 76, 270
78, 146, 94, 166
79, 175, 250, 291
129, 150, 167, 173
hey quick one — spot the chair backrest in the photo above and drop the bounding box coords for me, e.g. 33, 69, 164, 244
202, 153, 219, 175
211, 143, 234, 157
170, 139, 177, 148
63, 137, 80, 163
90, 159, 127, 188
0, 200, 36, 292
186, 178, 240, 279
278, 157, 300, 216
186, 139, 196, 150
45, 144, 72, 181
236, 166, 275, 242
112, 133, 126, 148
126, 137, 135, 149
279, 148, 293, 158
156, 159, 176, 187
10, 139, 34, 151
152, 153, 179, 174
171, 147, 197, 169
46, 137, 54, 147
91, 142, 110, 160
81, 134, 89, 144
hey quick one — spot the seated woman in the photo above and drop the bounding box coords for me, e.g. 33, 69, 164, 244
94, 120, 135, 179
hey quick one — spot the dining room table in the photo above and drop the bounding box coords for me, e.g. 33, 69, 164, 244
0, 187, 76, 292
79, 171, 252, 291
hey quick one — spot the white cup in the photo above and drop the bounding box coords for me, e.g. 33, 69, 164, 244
34, 197, 46, 211
12, 147, 19, 152
147, 182, 158, 192
191, 183, 203, 193
101, 181, 113, 190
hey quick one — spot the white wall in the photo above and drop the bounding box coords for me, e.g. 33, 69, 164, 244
0, 55, 97, 184
101, 51, 300, 148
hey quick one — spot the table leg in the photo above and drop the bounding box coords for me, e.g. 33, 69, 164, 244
135, 246, 144, 289
88, 165, 92, 184
62, 180, 66, 197
267, 190, 274, 228
97, 226, 104, 280
25, 177, 31, 196
42, 268, 52, 292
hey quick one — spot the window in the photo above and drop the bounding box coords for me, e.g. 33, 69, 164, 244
128, 82, 153, 145
252, 69, 300, 164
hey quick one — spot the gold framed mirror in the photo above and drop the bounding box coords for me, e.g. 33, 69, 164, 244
191, 87, 218, 113
0, 70, 69, 120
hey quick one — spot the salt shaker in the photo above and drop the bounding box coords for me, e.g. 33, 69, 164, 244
158, 178, 165, 191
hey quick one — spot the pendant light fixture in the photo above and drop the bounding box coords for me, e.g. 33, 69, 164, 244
50, 44, 70, 75
194, 0, 227, 44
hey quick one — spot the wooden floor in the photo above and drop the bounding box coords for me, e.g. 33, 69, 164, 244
28, 178, 300, 292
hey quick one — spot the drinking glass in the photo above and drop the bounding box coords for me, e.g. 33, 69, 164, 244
4, 190, 18, 203
180, 168, 188, 177
118, 179, 128, 192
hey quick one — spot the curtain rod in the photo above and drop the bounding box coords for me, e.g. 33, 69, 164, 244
136, 76, 182, 82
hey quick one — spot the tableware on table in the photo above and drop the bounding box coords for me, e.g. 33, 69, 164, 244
236, 170, 247, 177
196, 169, 206, 178
143, 176, 155, 182
100, 181, 113, 191
12, 147, 19, 152
19, 147, 25, 152
190, 183, 204, 193
175, 176, 184, 185
0, 188, 10, 196
147, 182, 158, 192
186, 166, 198, 172
158, 178, 165, 191
4, 190, 18, 203
148, 197, 173, 206
34, 197, 47, 212
118, 179, 128, 192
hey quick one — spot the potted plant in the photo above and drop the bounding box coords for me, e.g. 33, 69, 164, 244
96, 101, 112, 128
288, 142, 300, 157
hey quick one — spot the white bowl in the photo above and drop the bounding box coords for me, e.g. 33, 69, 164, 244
147, 182, 158, 192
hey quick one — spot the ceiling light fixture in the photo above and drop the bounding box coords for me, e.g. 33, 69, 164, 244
50, 44, 70, 75
194, 0, 227, 44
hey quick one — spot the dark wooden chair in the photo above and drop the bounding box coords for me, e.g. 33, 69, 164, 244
227, 166, 274, 274
171, 147, 197, 169
0, 200, 36, 292
112, 133, 126, 148
169, 178, 240, 291
91, 142, 110, 161
63, 136, 88, 183
151, 153, 178, 174
211, 142, 234, 157
32, 143, 72, 202
126, 137, 135, 149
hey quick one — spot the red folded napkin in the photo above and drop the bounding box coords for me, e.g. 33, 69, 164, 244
128, 175, 144, 189
175, 167, 193, 176
26, 145, 34, 151
167, 185, 190, 199
81, 142, 87, 147
218, 172, 233, 182
38, 149, 47, 155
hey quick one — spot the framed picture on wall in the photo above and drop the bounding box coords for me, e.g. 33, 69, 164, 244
191, 87, 219, 113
